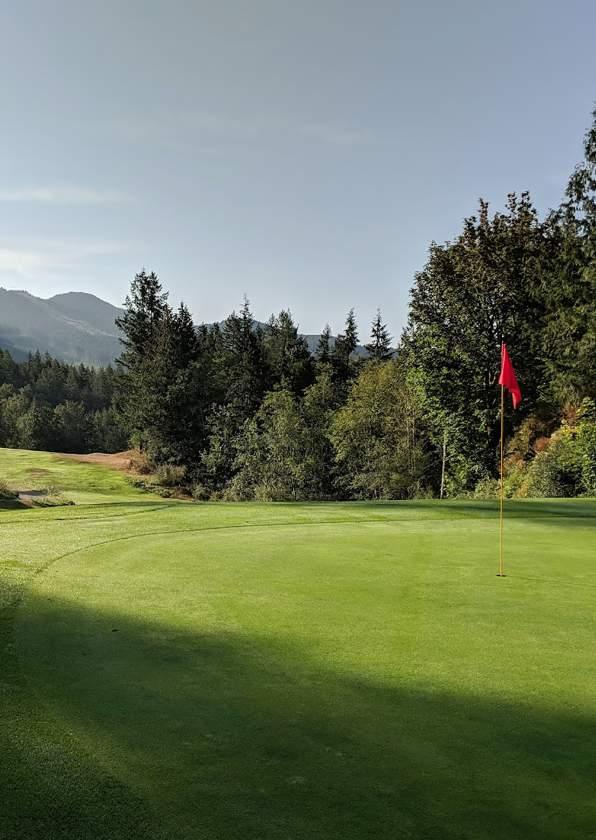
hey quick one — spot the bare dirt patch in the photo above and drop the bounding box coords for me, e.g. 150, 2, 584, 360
59, 451, 138, 472
56, 450, 191, 499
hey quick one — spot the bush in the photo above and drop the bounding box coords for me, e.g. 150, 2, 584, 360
155, 487, 175, 498
473, 477, 499, 499
576, 399, 596, 495
521, 450, 565, 497
474, 462, 529, 499
503, 460, 528, 498
191, 483, 212, 502
154, 463, 186, 487
129, 451, 153, 475
126, 476, 152, 490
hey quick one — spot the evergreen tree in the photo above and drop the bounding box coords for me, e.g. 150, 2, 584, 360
0, 388, 29, 448
54, 401, 94, 453
93, 407, 128, 453
365, 310, 392, 361
316, 325, 332, 364
343, 308, 359, 356
200, 404, 243, 493
218, 298, 265, 419
115, 270, 170, 448
173, 302, 199, 367
200, 300, 266, 490
406, 193, 547, 484
263, 310, 313, 394
129, 308, 204, 464
543, 108, 596, 401
0, 349, 18, 387
332, 309, 360, 386
301, 368, 338, 497
16, 402, 56, 451
116, 270, 170, 366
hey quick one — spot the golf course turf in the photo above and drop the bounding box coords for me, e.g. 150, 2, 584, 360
1, 448, 595, 839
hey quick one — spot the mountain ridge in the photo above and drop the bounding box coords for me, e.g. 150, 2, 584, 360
0, 288, 123, 366
0, 288, 372, 366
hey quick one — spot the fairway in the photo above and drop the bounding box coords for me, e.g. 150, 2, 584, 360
2, 450, 596, 839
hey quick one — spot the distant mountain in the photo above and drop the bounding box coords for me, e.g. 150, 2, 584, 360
0, 288, 373, 365
48, 292, 125, 336
0, 289, 123, 366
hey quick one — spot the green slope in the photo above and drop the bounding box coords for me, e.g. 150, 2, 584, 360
1, 447, 595, 839
0, 447, 157, 506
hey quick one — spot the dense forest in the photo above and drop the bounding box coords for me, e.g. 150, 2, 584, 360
1, 109, 595, 500
0, 350, 126, 454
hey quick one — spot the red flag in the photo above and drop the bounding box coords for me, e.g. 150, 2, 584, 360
498, 343, 521, 408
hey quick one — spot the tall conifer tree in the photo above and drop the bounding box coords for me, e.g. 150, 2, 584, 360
365, 310, 392, 361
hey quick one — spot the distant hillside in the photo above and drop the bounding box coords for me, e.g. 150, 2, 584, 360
48, 292, 125, 336
0, 288, 373, 365
0, 289, 123, 366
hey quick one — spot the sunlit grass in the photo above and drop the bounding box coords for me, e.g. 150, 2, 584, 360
1, 448, 595, 839
0, 447, 147, 504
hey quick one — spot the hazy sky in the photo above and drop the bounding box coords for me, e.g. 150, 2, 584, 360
1, 1, 595, 339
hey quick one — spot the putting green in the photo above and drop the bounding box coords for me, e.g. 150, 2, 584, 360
17, 512, 596, 840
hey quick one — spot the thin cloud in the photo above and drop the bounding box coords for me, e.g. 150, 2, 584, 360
110, 108, 374, 151
0, 239, 127, 281
0, 248, 44, 275
111, 110, 260, 152
0, 186, 129, 205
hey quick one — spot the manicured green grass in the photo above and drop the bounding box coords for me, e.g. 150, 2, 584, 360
1, 447, 595, 839
0, 447, 152, 505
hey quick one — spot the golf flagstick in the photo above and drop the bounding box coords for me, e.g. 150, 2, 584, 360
498, 382, 505, 577
497, 343, 521, 578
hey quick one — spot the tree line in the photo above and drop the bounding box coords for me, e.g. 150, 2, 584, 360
114, 282, 400, 499
1, 108, 595, 499
0, 350, 126, 453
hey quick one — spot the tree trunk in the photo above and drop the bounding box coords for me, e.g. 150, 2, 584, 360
440, 428, 448, 499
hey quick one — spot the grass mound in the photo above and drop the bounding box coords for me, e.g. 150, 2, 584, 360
0, 447, 159, 505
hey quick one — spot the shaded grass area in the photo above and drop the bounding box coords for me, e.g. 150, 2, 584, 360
16, 592, 596, 840
0, 497, 27, 511
12, 512, 596, 840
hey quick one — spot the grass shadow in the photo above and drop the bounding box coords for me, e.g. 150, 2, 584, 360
0, 498, 28, 511
9, 593, 596, 840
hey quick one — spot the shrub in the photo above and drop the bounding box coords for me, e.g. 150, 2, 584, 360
191, 483, 211, 502
473, 477, 499, 499
503, 460, 528, 498
575, 398, 596, 495
129, 450, 153, 475
154, 463, 186, 487
521, 450, 565, 497
221, 484, 252, 502
126, 476, 149, 489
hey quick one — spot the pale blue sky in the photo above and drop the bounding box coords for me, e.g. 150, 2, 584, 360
1, 1, 594, 339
